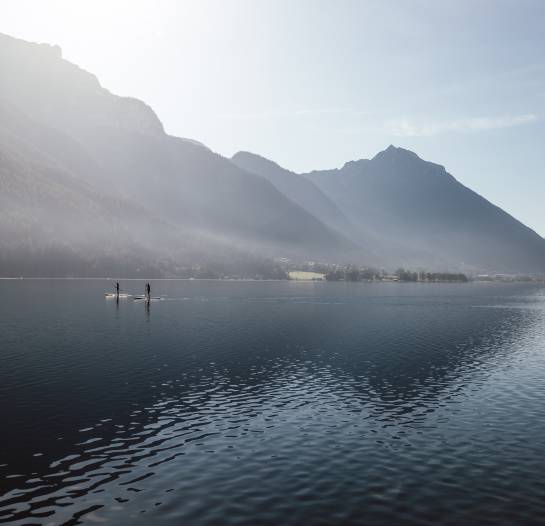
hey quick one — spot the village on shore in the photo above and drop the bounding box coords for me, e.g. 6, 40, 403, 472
179, 258, 545, 283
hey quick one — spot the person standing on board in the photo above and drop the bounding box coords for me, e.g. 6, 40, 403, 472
116, 282, 120, 296
146, 283, 151, 301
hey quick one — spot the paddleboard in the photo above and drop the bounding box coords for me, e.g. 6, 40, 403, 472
133, 296, 163, 301
104, 293, 131, 298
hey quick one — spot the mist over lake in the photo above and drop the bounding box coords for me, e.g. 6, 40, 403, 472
2, 280, 545, 525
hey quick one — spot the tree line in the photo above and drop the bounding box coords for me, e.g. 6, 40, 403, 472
324, 266, 468, 282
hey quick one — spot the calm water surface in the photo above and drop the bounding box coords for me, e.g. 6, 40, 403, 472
1, 280, 545, 525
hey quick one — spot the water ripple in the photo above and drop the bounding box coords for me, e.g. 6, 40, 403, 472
1, 281, 545, 525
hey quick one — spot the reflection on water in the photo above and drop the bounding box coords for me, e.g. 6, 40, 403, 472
1, 281, 545, 525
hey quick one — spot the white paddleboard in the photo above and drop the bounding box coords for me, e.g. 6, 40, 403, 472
104, 293, 131, 298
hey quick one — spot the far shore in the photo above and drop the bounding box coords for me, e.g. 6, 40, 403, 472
1, 277, 543, 284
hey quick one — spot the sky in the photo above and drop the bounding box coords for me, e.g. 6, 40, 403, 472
1, 0, 545, 235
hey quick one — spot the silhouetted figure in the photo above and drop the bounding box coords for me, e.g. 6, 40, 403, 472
116, 282, 120, 296
146, 283, 151, 301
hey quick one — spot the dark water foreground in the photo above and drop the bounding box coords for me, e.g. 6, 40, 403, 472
1, 280, 545, 525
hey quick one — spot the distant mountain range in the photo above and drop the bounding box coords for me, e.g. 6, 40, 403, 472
1, 32, 544, 276
235, 147, 545, 273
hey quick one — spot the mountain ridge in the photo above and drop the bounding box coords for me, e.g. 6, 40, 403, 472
303, 145, 545, 272
231, 150, 353, 236
0, 32, 543, 275
0, 32, 350, 277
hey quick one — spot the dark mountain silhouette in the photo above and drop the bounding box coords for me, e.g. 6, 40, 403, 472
0, 33, 348, 276
304, 145, 545, 273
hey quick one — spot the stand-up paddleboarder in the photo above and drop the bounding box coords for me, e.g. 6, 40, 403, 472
146, 283, 151, 301
116, 282, 120, 297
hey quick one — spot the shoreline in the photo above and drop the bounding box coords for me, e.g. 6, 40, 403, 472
0, 277, 542, 284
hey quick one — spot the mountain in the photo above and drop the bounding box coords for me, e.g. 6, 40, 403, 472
0, 33, 349, 276
304, 145, 545, 273
0, 99, 248, 277
1, 32, 543, 276
231, 151, 351, 235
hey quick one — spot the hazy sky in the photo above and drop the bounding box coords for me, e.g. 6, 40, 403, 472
2, 0, 545, 235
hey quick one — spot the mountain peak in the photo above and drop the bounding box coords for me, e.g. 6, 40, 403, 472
0, 31, 165, 138
340, 146, 420, 172
373, 145, 420, 162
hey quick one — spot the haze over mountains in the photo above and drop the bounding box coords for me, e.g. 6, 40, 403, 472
0, 33, 346, 277
1, 32, 544, 277
235, 148, 545, 273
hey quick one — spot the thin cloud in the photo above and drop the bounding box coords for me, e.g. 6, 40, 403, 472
385, 114, 538, 137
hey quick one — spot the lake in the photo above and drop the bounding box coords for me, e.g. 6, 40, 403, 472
1, 280, 545, 525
